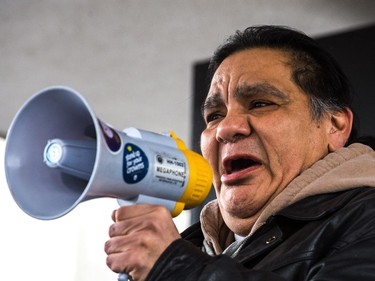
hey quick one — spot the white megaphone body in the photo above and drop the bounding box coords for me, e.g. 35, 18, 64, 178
4, 86, 213, 220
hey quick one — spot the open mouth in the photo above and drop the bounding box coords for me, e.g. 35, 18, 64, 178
223, 157, 260, 175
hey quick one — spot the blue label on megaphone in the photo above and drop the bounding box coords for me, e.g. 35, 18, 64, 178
123, 143, 149, 184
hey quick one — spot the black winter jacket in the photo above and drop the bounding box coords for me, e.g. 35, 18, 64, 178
147, 187, 375, 280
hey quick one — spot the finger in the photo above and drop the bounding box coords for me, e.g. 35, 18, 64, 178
106, 251, 146, 281
111, 204, 155, 223
105, 234, 130, 255
105, 235, 154, 280
114, 204, 170, 222
111, 209, 117, 222
106, 251, 129, 273
109, 209, 171, 238
105, 206, 181, 281
108, 220, 132, 237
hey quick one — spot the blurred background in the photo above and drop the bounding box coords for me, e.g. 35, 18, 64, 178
1, 0, 375, 280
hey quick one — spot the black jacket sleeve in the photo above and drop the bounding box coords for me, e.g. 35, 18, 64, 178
146, 239, 287, 281
147, 188, 375, 281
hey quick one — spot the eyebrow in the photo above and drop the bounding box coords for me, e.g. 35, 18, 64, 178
201, 92, 223, 117
201, 82, 289, 117
235, 83, 289, 101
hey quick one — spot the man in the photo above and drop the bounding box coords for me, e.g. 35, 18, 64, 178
105, 25, 375, 280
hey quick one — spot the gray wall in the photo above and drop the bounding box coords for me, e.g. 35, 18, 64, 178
1, 0, 375, 143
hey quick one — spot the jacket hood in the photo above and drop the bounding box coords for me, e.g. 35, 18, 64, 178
200, 143, 375, 255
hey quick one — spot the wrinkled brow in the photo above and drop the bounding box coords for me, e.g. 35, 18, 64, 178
201, 93, 223, 117
235, 83, 288, 101
201, 83, 288, 117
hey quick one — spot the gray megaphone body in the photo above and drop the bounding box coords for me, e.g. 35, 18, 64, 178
4, 86, 213, 220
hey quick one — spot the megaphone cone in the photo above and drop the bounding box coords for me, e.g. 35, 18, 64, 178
4, 86, 212, 220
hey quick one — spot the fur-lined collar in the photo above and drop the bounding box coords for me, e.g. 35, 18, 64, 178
200, 143, 375, 255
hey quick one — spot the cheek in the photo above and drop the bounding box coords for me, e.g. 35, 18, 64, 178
262, 124, 323, 178
200, 129, 216, 163
200, 130, 221, 182
256, 126, 300, 180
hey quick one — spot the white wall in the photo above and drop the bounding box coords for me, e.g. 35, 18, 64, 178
1, 1, 375, 280
1, 0, 375, 140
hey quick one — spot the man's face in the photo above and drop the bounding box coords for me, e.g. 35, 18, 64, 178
201, 48, 334, 236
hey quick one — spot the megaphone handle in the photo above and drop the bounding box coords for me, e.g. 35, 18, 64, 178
118, 272, 133, 281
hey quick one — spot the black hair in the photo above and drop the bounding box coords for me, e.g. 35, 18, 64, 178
208, 25, 366, 146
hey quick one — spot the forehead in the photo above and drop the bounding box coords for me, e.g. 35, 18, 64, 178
210, 48, 292, 89
207, 48, 295, 97
202, 48, 306, 114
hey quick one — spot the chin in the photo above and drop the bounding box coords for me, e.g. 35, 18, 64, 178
221, 189, 264, 217
221, 199, 253, 218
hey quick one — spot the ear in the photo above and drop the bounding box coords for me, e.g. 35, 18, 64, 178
327, 107, 353, 152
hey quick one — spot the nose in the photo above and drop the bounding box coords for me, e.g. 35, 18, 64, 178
216, 112, 251, 144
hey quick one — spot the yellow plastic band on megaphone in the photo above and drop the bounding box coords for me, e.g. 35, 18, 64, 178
169, 131, 213, 215
171, 201, 185, 217
169, 131, 187, 150
178, 149, 213, 208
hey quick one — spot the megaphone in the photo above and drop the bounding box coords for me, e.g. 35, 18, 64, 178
4, 86, 213, 220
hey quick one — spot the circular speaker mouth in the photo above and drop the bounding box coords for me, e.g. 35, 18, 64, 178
4, 86, 98, 220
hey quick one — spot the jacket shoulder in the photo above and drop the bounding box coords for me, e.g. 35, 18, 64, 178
180, 221, 204, 247
278, 186, 375, 220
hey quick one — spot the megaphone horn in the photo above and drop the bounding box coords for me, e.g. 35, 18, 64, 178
4, 86, 213, 220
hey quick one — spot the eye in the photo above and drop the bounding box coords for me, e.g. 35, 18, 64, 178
250, 100, 273, 109
205, 111, 224, 124
248, 100, 281, 113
